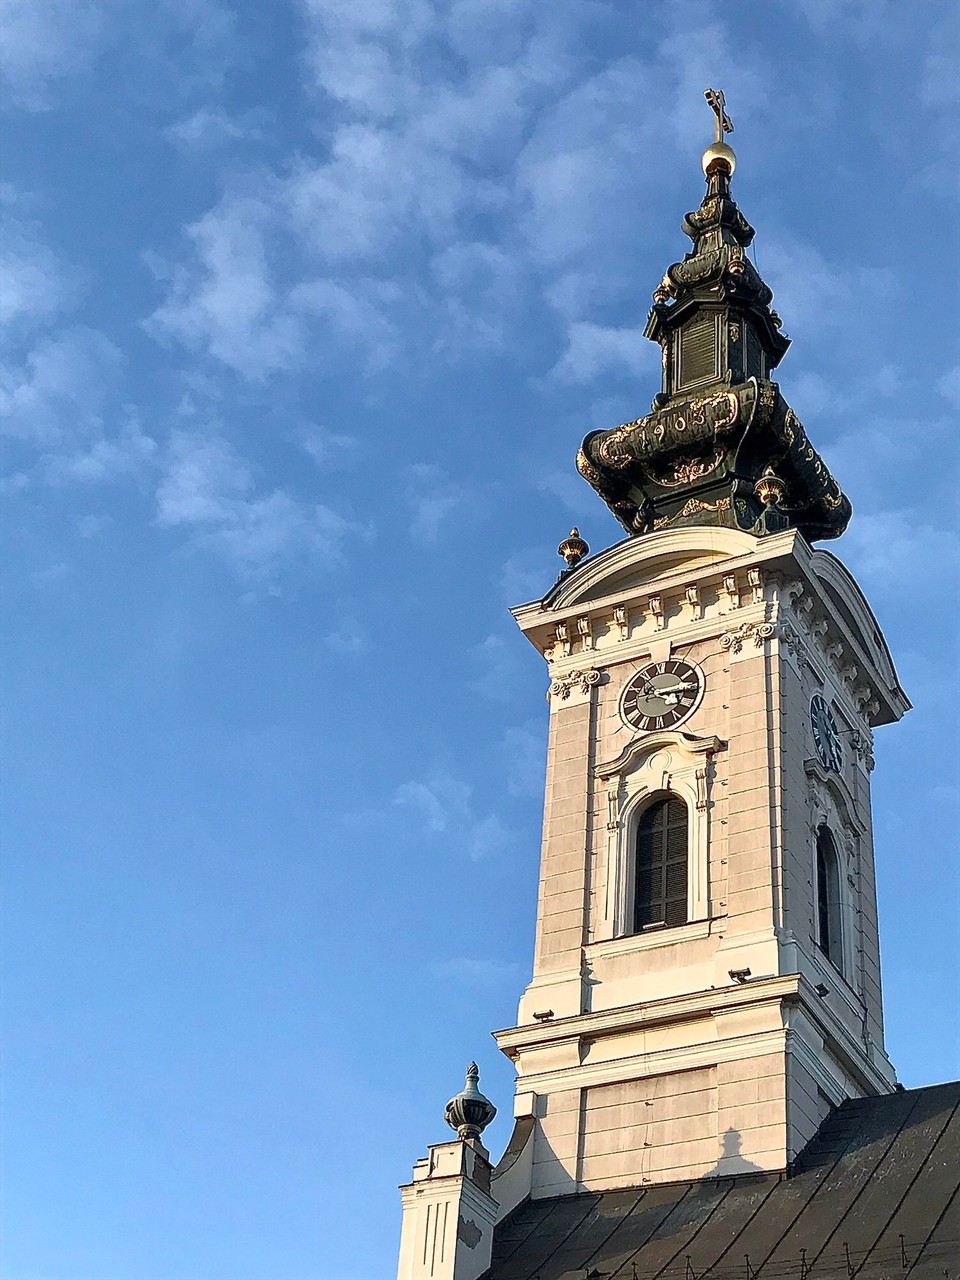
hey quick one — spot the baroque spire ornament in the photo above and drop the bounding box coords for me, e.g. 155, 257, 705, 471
702, 87, 737, 176
443, 1062, 497, 1142
558, 527, 589, 569
575, 89, 851, 543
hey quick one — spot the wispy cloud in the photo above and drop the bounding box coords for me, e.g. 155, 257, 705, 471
298, 424, 360, 470
394, 772, 510, 862
0, 0, 105, 110
403, 463, 463, 545
470, 632, 525, 703
321, 614, 367, 655
759, 235, 895, 338
153, 3, 768, 382
164, 105, 266, 151
1, 326, 123, 448
502, 720, 546, 800
498, 549, 553, 606
147, 192, 308, 377
549, 322, 656, 385
841, 509, 959, 599
155, 430, 363, 587
0, 190, 82, 329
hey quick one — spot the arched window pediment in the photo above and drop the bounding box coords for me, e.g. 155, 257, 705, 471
596, 730, 724, 782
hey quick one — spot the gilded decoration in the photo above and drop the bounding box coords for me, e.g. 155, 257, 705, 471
573, 102, 851, 543
650, 447, 725, 488
653, 496, 731, 530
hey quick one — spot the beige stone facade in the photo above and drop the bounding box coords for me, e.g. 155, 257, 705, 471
494, 525, 908, 1195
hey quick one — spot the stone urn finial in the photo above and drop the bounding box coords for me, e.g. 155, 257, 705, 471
443, 1062, 497, 1141
558, 527, 589, 569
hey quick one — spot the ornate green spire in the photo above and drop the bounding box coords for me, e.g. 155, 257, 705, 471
577, 90, 851, 542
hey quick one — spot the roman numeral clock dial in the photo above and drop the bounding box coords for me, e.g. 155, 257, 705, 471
810, 694, 843, 772
620, 659, 705, 733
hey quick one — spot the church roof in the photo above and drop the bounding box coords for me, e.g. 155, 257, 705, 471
486, 1080, 960, 1279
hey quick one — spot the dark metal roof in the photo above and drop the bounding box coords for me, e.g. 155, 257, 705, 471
486, 1081, 960, 1279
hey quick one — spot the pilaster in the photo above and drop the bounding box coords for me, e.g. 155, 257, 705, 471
397, 1141, 497, 1280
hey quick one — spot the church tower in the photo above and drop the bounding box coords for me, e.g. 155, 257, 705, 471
396, 93, 912, 1280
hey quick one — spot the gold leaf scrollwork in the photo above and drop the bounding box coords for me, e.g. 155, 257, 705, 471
651, 448, 726, 488
653, 495, 731, 529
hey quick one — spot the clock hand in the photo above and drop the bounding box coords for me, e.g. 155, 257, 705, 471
642, 681, 698, 698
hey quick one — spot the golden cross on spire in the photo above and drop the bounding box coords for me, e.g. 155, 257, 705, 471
704, 88, 734, 142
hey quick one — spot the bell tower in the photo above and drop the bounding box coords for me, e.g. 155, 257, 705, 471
396, 93, 912, 1279
493, 90, 909, 1199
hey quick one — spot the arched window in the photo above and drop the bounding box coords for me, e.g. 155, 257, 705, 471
634, 795, 689, 932
816, 827, 843, 972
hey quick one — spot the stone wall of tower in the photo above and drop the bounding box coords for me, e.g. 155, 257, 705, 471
498, 527, 906, 1197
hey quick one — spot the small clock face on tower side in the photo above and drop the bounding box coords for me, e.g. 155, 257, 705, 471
810, 694, 843, 772
620, 659, 705, 733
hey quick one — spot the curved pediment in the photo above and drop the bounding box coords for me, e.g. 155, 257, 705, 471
804, 758, 867, 836
810, 551, 902, 695
596, 730, 725, 780
548, 527, 762, 610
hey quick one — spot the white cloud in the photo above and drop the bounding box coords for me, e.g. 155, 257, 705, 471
322, 616, 367, 655
0, 195, 81, 330
76, 513, 113, 538
549, 322, 656, 385
759, 236, 894, 337
299, 424, 360, 469
148, 190, 404, 376
537, 469, 594, 517
394, 771, 511, 861
45, 417, 158, 485
469, 632, 525, 702
291, 275, 399, 369
502, 720, 545, 799
149, 3, 786, 380
937, 366, 960, 408
165, 106, 264, 150
1, 326, 122, 447
840, 509, 960, 599
156, 430, 361, 585
0, 0, 105, 110
404, 462, 463, 544
498, 549, 552, 605
147, 193, 308, 377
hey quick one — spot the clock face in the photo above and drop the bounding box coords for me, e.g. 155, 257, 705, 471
620, 659, 704, 733
811, 694, 843, 772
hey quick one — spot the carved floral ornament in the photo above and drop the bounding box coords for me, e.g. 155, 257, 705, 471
549, 668, 601, 700
719, 620, 775, 652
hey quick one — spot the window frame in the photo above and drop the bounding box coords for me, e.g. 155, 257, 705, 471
632, 793, 690, 933
815, 824, 844, 975
597, 731, 717, 942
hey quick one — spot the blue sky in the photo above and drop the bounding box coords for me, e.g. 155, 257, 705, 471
2, 1, 958, 1277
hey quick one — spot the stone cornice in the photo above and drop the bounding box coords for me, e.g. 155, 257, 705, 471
493, 973, 803, 1061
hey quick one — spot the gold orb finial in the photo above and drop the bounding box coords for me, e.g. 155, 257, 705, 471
701, 139, 737, 176
558, 527, 589, 569
702, 87, 736, 176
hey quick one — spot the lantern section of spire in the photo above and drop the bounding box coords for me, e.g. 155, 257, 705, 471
577, 91, 851, 542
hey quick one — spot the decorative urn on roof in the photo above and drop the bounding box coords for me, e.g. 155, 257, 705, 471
576, 88, 851, 543
443, 1062, 497, 1142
